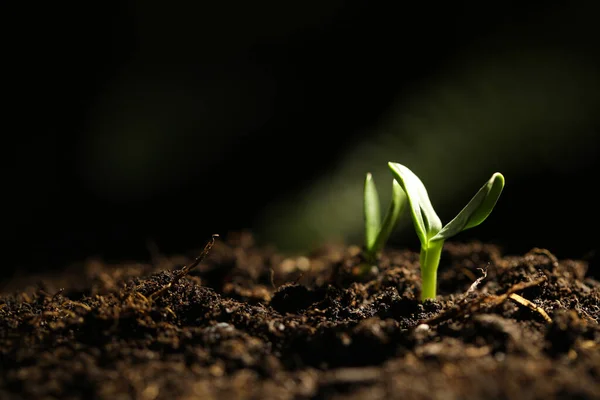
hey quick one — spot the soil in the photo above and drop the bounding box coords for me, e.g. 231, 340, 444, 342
1, 231, 599, 400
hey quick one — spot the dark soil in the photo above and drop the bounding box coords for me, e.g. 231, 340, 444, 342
1, 232, 599, 399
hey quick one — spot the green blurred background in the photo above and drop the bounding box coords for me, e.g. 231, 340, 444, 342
5, 1, 599, 276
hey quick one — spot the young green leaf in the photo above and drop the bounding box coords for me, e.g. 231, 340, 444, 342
364, 173, 381, 250
372, 179, 406, 254
387, 162, 505, 301
431, 172, 505, 242
388, 162, 442, 246
363, 173, 407, 263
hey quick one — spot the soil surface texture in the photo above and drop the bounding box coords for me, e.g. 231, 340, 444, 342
1, 232, 599, 400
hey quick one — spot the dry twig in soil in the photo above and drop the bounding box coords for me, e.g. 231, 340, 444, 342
422, 273, 550, 326
147, 234, 219, 301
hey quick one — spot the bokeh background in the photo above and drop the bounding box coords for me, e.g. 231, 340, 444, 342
6, 1, 599, 279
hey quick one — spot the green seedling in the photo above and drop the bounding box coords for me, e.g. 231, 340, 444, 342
388, 162, 505, 301
363, 173, 406, 264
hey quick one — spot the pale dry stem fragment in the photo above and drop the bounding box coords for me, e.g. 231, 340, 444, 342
62, 300, 92, 312
508, 293, 552, 323
466, 267, 488, 296
164, 307, 177, 319
422, 275, 548, 326
135, 291, 149, 303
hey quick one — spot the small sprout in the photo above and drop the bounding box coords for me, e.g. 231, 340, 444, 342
363, 173, 406, 264
388, 162, 504, 301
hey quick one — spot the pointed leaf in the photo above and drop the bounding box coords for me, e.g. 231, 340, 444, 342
431, 172, 505, 242
372, 179, 406, 253
388, 162, 442, 246
364, 173, 381, 250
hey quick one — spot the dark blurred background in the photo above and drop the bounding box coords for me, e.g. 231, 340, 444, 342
5, 1, 599, 279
